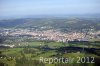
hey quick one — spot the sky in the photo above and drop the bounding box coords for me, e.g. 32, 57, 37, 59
0, 0, 100, 18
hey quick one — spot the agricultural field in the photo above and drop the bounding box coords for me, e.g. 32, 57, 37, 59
0, 41, 100, 66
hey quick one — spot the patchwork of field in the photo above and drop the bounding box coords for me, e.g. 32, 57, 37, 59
0, 41, 100, 66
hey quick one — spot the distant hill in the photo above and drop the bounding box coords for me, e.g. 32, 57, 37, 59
0, 18, 100, 31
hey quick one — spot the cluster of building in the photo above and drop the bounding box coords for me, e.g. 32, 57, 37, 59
0, 44, 15, 48
1, 28, 99, 42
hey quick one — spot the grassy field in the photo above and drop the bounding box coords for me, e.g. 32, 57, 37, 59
0, 41, 100, 66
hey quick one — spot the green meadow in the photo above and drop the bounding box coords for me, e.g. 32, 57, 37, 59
0, 41, 100, 66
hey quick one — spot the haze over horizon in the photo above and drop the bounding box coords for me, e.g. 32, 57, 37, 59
0, 0, 100, 19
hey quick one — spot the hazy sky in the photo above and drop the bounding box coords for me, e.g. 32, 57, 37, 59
0, 0, 100, 18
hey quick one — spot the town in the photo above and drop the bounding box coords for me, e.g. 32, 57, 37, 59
0, 28, 100, 42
